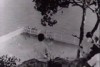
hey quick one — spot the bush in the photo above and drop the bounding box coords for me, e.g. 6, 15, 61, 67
0, 55, 20, 67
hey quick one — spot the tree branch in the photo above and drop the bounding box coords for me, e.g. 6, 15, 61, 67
91, 13, 100, 36
72, 0, 82, 7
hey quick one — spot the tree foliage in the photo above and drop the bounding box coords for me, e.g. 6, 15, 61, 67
0, 55, 20, 67
32, 0, 72, 26
32, 0, 98, 26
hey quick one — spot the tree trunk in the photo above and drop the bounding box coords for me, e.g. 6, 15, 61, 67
77, 1, 86, 58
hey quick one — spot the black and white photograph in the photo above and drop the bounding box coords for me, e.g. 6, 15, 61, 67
0, 0, 100, 67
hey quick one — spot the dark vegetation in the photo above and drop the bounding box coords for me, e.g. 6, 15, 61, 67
0, 55, 20, 67
17, 57, 91, 67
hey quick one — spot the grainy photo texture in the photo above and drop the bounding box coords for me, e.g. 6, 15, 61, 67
0, 0, 100, 67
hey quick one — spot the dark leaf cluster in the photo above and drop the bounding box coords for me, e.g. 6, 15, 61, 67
0, 55, 20, 67
33, 0, 70, 26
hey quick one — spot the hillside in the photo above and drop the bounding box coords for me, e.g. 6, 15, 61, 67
0, 27, 79, 63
